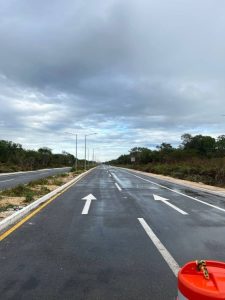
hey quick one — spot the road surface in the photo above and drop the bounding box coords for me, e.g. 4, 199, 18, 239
1, 165, 225, 299
0, 167, 71, 190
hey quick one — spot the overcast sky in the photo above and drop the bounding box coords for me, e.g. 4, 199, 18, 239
0, 0, 225, 161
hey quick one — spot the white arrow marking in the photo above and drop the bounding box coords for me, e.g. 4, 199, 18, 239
153, 194, 188, 215
122, 170, 225, 213
81, 194, 97, 215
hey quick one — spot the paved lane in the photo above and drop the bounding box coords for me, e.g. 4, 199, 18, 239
1, 165, 225, 299
110, 167, 225, 265
0, 166, 176, 299
0, 167, 71, 190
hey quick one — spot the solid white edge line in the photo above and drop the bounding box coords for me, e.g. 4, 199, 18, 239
115, 182, 122, 191
138, 218, 180, 277
123, 170, 225, 213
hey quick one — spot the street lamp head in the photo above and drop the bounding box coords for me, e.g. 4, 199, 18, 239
64, 132, 78, 136
85, 133, 97, 137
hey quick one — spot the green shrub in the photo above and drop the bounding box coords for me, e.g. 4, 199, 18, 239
39, 186, 50, 195
0, 204, 15, 212
28, 178, 48, 187
57, 173, 67, 177
2, 184, 29, 197
52, 179, 63, 186
24, 191, 35, 203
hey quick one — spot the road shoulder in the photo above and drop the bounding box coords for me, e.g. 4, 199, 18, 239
120, 167, 225, 197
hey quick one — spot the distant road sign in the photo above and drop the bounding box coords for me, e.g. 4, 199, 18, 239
131, 156, 135, 163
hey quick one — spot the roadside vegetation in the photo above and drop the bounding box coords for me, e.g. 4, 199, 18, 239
109, 133, 225, 188
0, 140, 86, 172
0, 170, 82, 220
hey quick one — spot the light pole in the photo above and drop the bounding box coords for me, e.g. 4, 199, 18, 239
84, 133, 96, 170
92, 148, 95, 166
87, 148, 89, 169
75, 134, 77, 171
65, 132, 78, 171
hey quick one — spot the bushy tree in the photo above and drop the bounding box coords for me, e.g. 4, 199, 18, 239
0, 140, 75, 172
181, 134, 216, 157
216, 135, 225, 156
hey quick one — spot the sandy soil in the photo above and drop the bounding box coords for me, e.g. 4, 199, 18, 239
0, 196, 26, 220
0, 196, 25, 207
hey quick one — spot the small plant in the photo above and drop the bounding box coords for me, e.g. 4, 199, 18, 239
0, 204, 15, 212
56, 173, 67, 178
24, 191, 35, 203
39, 186, 50, 195
52, 179, 63, 186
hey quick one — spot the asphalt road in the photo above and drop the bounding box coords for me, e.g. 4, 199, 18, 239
1, 165, 225, 299
0, 167, 71, 190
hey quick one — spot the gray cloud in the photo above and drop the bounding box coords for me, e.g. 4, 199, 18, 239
0, 0, 225, 160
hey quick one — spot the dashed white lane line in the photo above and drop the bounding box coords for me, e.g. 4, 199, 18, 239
0, 179, 14, 183
115, 182, 122, 191
138, 218, 180, 277
111, 172, 123, 185
124, 170, 225, 213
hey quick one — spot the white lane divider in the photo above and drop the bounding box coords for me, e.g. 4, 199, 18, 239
138, 218, 180, 277
111, 172, 122, 184
0, 179, 14, 183
81, 194, 97, 215
153, 194, 188, 215
115, 182, 122, 191
124, 170, 225, 213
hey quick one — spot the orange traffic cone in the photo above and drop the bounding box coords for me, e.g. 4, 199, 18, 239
177, 260, 225, 299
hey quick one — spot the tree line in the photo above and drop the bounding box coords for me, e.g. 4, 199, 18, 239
0, 140, 76, 172
109, 134, 225, 187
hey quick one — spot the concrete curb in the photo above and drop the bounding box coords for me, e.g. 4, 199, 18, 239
0, 168, 93, 233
